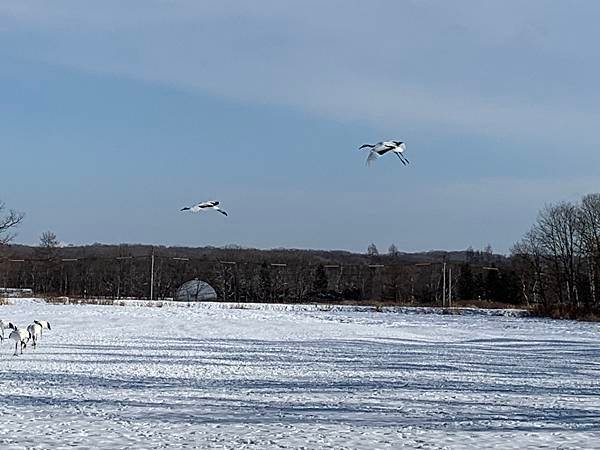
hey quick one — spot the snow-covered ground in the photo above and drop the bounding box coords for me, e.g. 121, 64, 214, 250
0, 300, 599, 449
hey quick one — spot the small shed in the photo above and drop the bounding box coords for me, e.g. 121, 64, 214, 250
175, 279, 218, 302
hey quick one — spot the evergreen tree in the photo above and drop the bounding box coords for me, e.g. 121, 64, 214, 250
473, 272, 485, 300
457, 263, 474, 300
485, 268, 502, 301
502, 270, 523, 304
313, 264, 328, 294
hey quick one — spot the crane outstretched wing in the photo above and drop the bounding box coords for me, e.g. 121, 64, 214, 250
366, 151, 379, 166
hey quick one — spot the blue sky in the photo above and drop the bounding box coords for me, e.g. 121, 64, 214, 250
1, 1, 599, 253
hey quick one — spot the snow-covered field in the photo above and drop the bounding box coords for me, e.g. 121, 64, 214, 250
1, 300, 599, 449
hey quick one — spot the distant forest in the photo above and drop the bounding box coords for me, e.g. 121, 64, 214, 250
0, 238, 514, 306
2, 193, 600, 319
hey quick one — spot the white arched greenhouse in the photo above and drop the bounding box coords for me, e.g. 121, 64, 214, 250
175, 279, 218, 302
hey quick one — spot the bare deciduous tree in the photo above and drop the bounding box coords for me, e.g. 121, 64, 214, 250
578, 194, 600, 305
40, 230, 60, 249
0, 201, 24, 245
535, 202, 580, 305
514, 193, 600, 314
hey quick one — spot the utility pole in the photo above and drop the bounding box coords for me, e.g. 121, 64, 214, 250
442, 261, 446, 307
150, 247, 155, 300
448, 266, 452, 307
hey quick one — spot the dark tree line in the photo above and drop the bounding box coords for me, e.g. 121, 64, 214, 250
455, 262, 521, 304
0, 238, 523, 305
